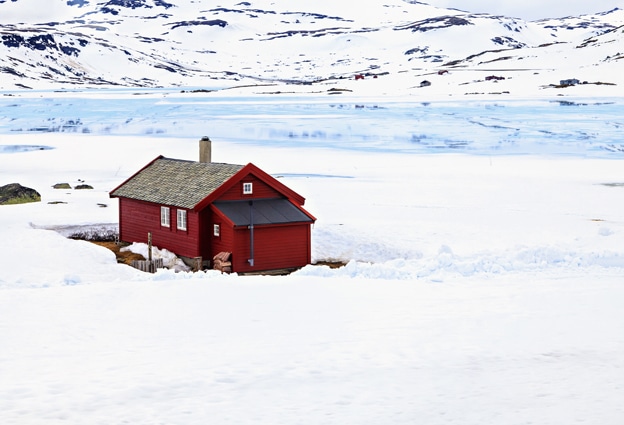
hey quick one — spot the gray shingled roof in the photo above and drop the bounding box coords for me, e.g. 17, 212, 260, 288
110, 157, 244, 209
214, 199, 314, 226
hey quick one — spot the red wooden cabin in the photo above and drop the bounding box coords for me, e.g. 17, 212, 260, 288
110, 139, 316, 273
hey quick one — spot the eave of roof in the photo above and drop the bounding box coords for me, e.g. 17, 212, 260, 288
213, 199, 315, 226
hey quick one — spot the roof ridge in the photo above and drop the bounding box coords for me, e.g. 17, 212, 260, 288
158, 157, 245, 167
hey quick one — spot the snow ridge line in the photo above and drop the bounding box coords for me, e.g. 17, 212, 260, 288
298, 245, 624, 280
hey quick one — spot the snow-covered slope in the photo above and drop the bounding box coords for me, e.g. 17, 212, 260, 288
0, 0, 622, 90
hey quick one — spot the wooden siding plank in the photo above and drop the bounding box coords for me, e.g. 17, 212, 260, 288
232, 224, 311, 273
119, 198, 201, 258
218, 173, 282, 201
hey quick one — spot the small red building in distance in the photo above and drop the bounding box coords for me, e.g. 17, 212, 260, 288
110, 138, 316, 273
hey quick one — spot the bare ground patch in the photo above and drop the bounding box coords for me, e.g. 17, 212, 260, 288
91, 241, 145, 265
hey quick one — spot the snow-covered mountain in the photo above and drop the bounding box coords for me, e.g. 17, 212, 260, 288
0, 0, 622, 90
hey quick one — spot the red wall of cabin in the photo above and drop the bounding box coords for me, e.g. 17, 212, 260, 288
118, 198, 201, 259
207, 176, 312, 272
218, 172, 282, 201
206, 208, 234, 264
231, 223, 311, 273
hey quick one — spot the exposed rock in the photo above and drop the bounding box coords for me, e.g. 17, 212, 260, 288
74, 184, 94, 190
396, 15, 474, 33
53, 182, 72, 189
0, 183, 41, 205
1, 33, 81, 56
168, 19, 228, 30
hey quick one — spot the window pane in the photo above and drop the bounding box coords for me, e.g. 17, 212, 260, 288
161, 206, 170, 227
177, 209, 187, 230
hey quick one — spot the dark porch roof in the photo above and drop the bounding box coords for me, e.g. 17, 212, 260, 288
213, 199, 314, 226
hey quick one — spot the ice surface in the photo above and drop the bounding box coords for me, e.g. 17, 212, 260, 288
2, 93, 624, 156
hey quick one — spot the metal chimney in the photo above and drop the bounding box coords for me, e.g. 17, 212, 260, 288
199, 136, 212, 163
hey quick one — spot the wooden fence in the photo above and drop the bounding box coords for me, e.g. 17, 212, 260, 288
131, 258, 164, 273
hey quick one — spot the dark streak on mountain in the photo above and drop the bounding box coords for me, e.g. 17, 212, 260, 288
1, 66, 25, 77
167, 19, 228, 29
263, 27, 351, 40
281, 12, 352, 23
1, 33, 83, 56
395, 16, 473, 32
102, 0, 174, 9
491, 36, 526, 48
209, 7, 276, 16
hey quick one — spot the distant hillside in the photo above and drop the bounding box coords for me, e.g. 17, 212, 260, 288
0, 0, 622, 93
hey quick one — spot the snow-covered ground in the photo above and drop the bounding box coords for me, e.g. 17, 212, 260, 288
1, 90, 624, 424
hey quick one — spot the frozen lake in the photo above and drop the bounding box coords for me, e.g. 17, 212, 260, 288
1, 92, 623, 156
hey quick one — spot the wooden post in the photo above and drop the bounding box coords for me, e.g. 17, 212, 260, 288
148, 232, 153, 262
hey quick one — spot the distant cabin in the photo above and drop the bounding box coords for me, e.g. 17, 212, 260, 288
110, 138, 316, 273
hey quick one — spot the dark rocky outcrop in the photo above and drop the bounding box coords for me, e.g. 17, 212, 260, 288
0, 183, 41, 205
1, 33, 82, 56
168, 19, 228, 30
74, 184, 94, 190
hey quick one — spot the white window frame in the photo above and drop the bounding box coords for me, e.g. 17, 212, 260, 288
213, 224, 220, 237
243, 182, 253, 195
177, 209, 187, 231
160, 206, 170, 227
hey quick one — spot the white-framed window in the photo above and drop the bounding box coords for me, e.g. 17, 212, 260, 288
213, 224, 220, 237
177, 209, 187, 231
243, 182, 253, 195
160, 206, 170, 227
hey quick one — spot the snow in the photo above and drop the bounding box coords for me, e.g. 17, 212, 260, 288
1, 88, 624, 424
122, 242, 192, 272
2, 273, 624, 424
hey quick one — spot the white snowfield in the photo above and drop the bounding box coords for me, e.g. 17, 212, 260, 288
1, 88, 624, 423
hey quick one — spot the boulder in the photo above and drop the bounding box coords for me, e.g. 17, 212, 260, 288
0, 183, 41, 205
74, 184, 94, 190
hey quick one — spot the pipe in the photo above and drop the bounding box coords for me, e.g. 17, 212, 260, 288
248, 200, 254, 267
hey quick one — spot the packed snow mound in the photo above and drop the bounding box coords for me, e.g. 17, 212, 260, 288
2, 225, 623, 289
121, 242, 191, 272
0, 225, 143, 288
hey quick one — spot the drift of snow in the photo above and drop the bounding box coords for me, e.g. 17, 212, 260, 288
1, 89, 624, 424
